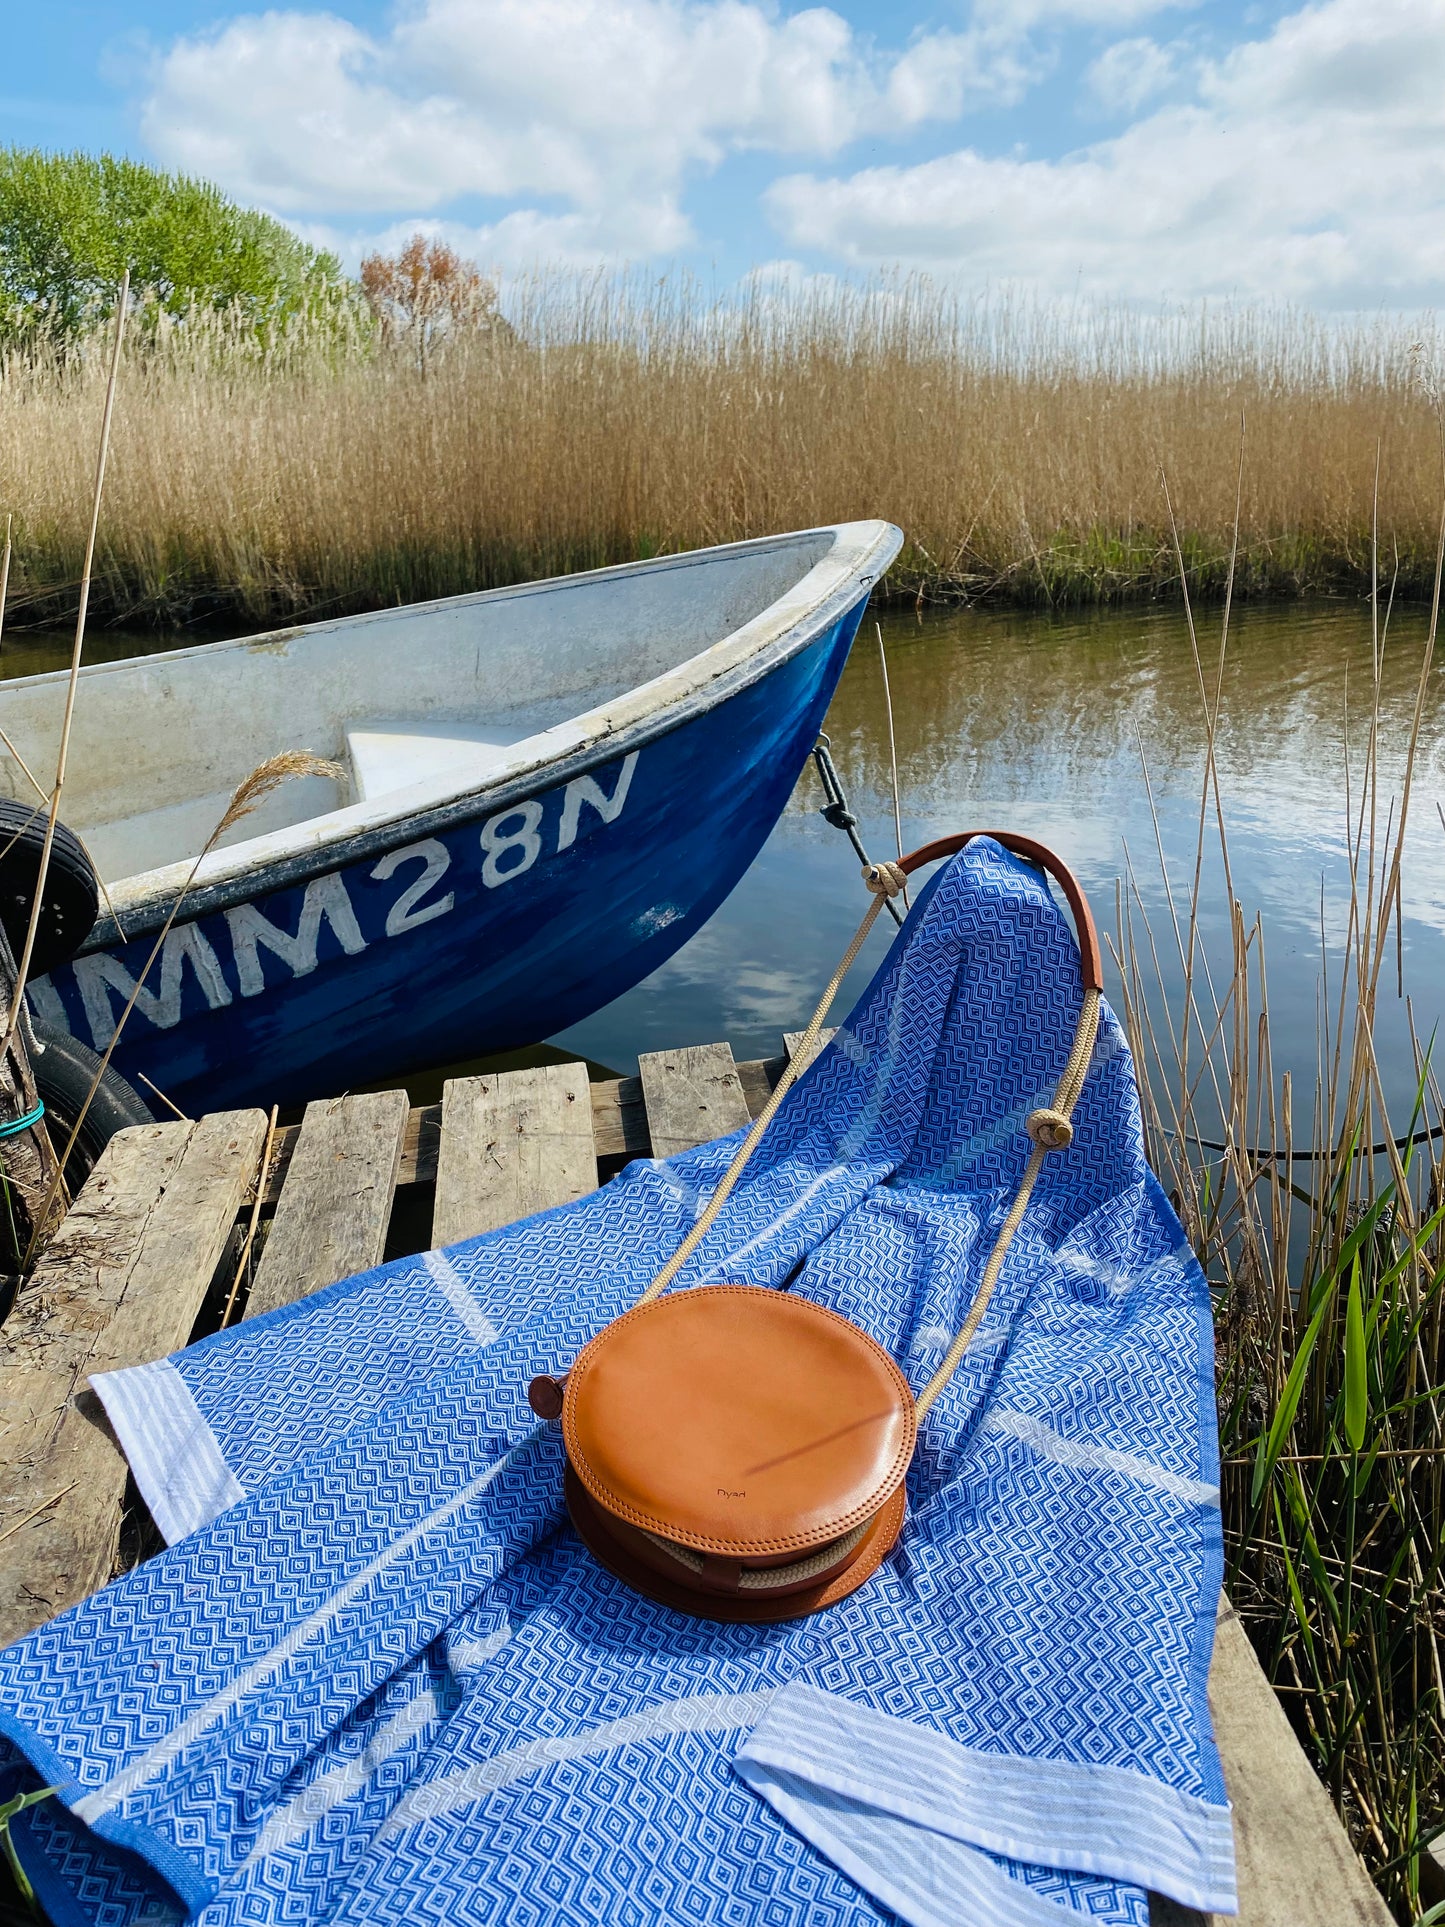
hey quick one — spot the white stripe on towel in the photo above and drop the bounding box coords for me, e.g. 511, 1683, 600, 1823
737, 1682, 1237, 1917
244, 1688, 444, 1868
379, 1690, 777, 1836
695, 1166, 852, 1285
422, 1251, 498, 1345
748, 1762, 1128, 1927
981, 1407, 1220, 1507
446, 1624, 512, 1677
1053, 1239, 1193, 1306
89, 1358, 246, 1545
74, 1433, 538, 1823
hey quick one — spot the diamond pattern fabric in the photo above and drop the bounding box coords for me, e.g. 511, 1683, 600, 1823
0, 840, 1233, 1925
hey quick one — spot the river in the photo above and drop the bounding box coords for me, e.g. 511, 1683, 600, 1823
7, 601, 1443, 1146
558, 596, 1445, 1156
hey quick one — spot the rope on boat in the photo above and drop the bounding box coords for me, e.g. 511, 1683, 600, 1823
1176, 1121, 1445, 1163
811, 737, 906, 928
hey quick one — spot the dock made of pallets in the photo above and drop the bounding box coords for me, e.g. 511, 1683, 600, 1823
0, 1037, 1393, 1927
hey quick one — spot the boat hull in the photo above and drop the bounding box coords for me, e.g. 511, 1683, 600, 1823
29, 598, 867, 1110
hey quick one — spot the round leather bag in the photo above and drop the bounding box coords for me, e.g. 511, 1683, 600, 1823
561, 1284, 916, 1623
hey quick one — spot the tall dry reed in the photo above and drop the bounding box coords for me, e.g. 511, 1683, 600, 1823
2, 276, 1445, 627
1115, 505, 1445, 1919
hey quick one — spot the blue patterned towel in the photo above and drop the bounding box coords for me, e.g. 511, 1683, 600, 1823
0, 842, 1234, 1926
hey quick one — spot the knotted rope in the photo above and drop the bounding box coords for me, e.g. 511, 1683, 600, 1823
915, 982, 1100, 1418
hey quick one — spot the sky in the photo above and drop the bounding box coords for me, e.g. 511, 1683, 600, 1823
5, 0, 1444, 308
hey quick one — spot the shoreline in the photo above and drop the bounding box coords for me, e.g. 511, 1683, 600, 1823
0, 538, 1428, 635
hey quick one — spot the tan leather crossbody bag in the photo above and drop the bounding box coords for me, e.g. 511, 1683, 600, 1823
529, 832, 1103, 1623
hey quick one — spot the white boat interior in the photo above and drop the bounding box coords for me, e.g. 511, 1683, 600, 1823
0, 526, 887, 906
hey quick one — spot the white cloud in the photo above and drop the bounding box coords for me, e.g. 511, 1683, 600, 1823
766, 0, 1445, 305
135, 0, 1437, 303
974, 0, 1191, 22
1085, 35, 1176, 113
881, 0, 1195, 123
138, 0, 1192, 266
140, 0, 986, 261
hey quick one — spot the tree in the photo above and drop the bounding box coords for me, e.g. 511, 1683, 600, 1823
360, 235, 510, 374
0, 148, 344, 346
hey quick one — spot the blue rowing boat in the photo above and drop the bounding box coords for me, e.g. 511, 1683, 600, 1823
0, 523, 901, 1109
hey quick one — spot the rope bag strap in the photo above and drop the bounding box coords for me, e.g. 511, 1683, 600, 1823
541, 832, 1103, 1426
635, 856, 910, 1309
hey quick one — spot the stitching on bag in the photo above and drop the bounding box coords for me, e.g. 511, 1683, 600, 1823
563, 1286, 916, 1553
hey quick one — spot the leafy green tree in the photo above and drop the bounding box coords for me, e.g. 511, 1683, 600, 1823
0, 148, 346, 344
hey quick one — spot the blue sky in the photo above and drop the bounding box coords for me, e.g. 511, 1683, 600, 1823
5, 0, 1443, 307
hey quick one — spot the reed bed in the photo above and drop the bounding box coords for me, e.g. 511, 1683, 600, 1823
1115, 532, 1445, 1920
2, 276, 1445, 627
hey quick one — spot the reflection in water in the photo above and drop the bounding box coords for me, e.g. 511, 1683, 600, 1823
557, 599, 1445, 1139
0, 627, 197, 680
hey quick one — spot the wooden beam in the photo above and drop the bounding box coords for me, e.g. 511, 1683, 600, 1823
1209, 1598, 1390, 1925
246, 1090, 408, 1320
637, 1044, 751, 1159
433, 1064, 595, 1247
1148, 1597, 1392, 1925
0, 1110, 267, 1644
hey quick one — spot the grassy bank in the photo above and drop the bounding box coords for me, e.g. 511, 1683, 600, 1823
2, 277, 1445, 628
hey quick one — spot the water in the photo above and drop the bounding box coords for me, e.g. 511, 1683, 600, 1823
0, 626, 205, 679
10, 605, 1444, 1141
555, 598, 1445, 1153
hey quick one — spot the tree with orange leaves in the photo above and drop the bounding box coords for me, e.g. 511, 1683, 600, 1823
359, 235, 509, 374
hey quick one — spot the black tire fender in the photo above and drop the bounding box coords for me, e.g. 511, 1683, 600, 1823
29, 1021, 155, 1192
0, 798, 101, 979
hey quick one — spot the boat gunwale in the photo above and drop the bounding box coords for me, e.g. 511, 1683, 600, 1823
63, 521, 901, 949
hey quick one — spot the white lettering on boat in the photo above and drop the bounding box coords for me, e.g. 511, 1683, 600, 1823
73, 924, 233, 1048
372, 839, 454, 936
40, 750, 645, 1040
226, 872, 368, 998
479, 800, 544, 888
556, 752, 639, 853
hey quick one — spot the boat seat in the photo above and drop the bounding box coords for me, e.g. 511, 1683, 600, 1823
345, 720, 541, 802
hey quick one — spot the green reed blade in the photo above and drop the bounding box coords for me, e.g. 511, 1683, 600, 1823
1254, 1287, 1335, 1506
0, 1785, 55, 1911
1345, 1254, 1369, 1455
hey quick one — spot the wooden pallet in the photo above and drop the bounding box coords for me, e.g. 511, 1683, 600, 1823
0, 1040, 1390, 1927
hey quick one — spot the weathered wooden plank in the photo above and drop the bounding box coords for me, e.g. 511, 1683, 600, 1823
638, 1045, 751, 1160
0, 1110, 267, 1644
783, 1027, 837, 1075
433, 1064, 596, 1246
1209, 1598, 1391, 1924
1148, 1598, 1392, 1925
588, 1057, 784, 1163
254, 1053, 788, 1194
247, 1090, 408, 1320
591, 1076, 648, 1163
738, 1055, 786, 1122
